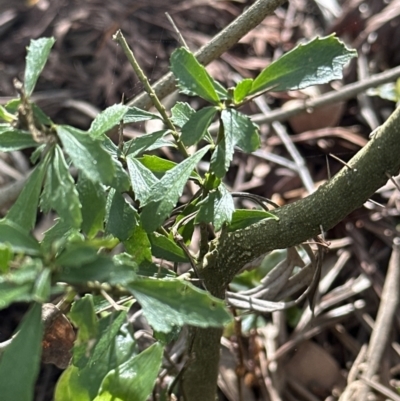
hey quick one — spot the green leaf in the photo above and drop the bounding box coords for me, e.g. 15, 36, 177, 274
221, 108, 259, 153
56, 311, 132, 401
0, 220, 40, 255
211, 109, 259, 178
124, 130, 170, 157
140, 146, 209, 232
181, 106, 217, 146
0, 303, 43, 401
250, 34, 358, 94
228, 209, 279, 232
105, 189, 138, 241
95, 343, 163, 401
195, 184, 234, 231
148, 232, 189, 263
170, 47, 220, 103
24, 37, 55, 96
6, 160, 47, 231
89, 104, 128, 138
233, 78, 253, 103
40, 219, 77, 254
123, 107, 161, 124
170, 101, 195, 127
123, 225, 152, 264
0, 243, 12, 272
56, 252, 115, 284
128, 278, 232, 332
109, 157, 131, 192
77, 174, 106, 238
57, 125, 115, 184
69, 295, 98, 343
0, 105, 16, 123
33, 267, 51, 302
137, 155, 179, 178
40, 146, 82, 228
126, 157, 158, 205
0, 126, 38, 151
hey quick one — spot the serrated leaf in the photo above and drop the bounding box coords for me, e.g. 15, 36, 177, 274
32, 267, 51, 302
181, 106, 217, 146
211, 109, 259, 178
105, 189, 138, 241
228, 209, 278, 232
170, 47, 220, 103
0, 303, 43, 401
95, 343, 163, 401
40, 146, 82, 228
148, 232, 188, 263
89, 104, 128, 138
128, 278, 232, 332
124, 130, 169, 157
57, 125, 115, 184
234, 78, 253, 103
0, 220, 40, 255
123, 107, 161, 124
250, 34, 358, 94
140, 146, 209, 232
24, 37, 55, 96
221, 108, 259, 153
77, 174, 106, 238
170, 102, 195, 127
126, 157, 158, 205
195, 184, 234, 230
6, 160, 47, 231
0, 125, 38, 151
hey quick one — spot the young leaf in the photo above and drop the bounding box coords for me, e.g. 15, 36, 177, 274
228, 209, 279, 232
170, 47, 220, 104
221, 108, 260, 153
126, 157, 158, 205
123, 107, 162, 123
0, 126, 38, 151
124, 130, 170, 157
0, 243, 12, 272
123, 225, 152, 264
40, 145, 82, 228
250, 34, 358, 94
128, 278, 232, 332
140, 146, 209, 232
6, 160, 47, 231
0, 303, 43, 401
77, 174, 106, 238
57, 125, 115, 184
24, 37, 55, 96
105, 189, 138, 241
69, 295, 99, 343
0, 220, 40, 255
181, 106, 217, 146
233, 78, 253, 103
195, 184, 234, 231
211, 109, 259, 178
88, 104, 128, 138
95, 343, 163, 401
148, 232, 189, 263
0, 105, 16, 123
170, 101, 195, 127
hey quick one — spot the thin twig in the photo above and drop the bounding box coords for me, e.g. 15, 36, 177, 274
249, 64, 400, 126
112, 30, 189, 158
128, 0, 289, 110
356, 237, 400, 400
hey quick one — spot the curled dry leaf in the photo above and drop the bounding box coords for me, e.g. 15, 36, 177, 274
41, 303, 75, 369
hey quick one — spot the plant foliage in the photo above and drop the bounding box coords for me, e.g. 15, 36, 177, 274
0, 34, 356, 400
